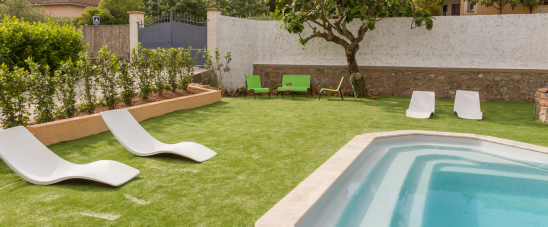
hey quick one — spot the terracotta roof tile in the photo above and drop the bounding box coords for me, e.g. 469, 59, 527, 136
537, 88, 548, 93
27, 0, 100, 7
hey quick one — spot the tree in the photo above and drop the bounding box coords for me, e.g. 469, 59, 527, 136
142, 0, 209, 18
73, 0, 143, 25
73, 7, 116, 25
98, 0, 144, 23
279, 0, 434, 97
210, 0, 270, 18
464, 0, 542, 14
0, 0, 71, 24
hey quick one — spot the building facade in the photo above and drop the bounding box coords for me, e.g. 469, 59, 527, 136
440, 0, 548, 16
27, 0, 99, 17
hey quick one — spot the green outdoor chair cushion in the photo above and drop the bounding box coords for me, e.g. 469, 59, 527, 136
246, 75, 269, 93
251, 88, 269, 93
277, 75, 311, 91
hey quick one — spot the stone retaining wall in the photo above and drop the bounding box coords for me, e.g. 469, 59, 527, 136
253, 64, 548, 102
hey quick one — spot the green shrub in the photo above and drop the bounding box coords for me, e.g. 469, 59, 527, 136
131, 44, 153, 99
97, 46, 118, 109
77, 52, 97, 114
152, 48, 167, 96
72, 7, 117, 26
55, 60, 79, 118
0, 16, 84, 72
118, 60, 136, 105
0, 64, 29, 128
167, 48, 178, 92
26, 59, 56, 124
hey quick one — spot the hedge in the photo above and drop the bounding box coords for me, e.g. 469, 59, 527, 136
0, 16, 84, 71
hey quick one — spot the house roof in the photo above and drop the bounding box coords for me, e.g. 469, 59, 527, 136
27, 0, 100, 7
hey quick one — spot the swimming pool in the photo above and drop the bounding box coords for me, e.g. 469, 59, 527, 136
256, 131, 548, 227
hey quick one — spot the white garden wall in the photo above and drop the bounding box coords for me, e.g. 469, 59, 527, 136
208, 12, 548, 89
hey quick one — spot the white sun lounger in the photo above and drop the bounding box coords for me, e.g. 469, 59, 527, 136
454, 90, 483, 120
100, 109, 217, 162
406, 91, 435, 119
0, 126, 139, 186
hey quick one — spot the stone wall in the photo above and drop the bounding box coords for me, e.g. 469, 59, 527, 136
253, 64, 548, 102
81, 25, 130, 60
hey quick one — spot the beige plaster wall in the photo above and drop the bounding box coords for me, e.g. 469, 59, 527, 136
38, 4, 86, 17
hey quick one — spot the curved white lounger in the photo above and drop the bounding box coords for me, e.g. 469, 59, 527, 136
454, 90, 483, 120
0, 126, 139, 186
406, 91, 435, 119
100, 109, 217, 162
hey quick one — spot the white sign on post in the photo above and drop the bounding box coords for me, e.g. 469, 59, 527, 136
93, 16, 100, 25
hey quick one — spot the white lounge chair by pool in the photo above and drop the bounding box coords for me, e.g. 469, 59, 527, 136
0, 126, 139, 186
454, 90, 483, 120
100, 109, 217, 162
406, 91, 435, 119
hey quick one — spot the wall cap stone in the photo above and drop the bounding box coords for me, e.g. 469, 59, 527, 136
127, 11, 146, 15
205, 8, 225, 11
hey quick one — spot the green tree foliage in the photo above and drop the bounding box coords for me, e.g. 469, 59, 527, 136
0, 0, 71, 24
210, 0, 270, 18
464, 0, 542, 14
414, 0, 444, 15
72, 7, 117, 25
279, 0, 433, 97
143, 0, 209, 18
73, 0, 143, 25
142, 0, 270, 19
99, 0, 144, 23
26, 59, 56, 123
0, 16, 84, 72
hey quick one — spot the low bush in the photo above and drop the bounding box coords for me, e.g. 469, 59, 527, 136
56, 60, 79, 118
97, 46, 118, 109
0, 64, 29, 129
77, 52, 98, 114
26, 59, 56, 124
118, 60, 136, 105
0, 16, 84, 72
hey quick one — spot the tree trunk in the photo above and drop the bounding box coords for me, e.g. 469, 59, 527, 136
346, 46, 365, 98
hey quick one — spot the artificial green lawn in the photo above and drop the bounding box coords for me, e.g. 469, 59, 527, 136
0, 95, 545, 226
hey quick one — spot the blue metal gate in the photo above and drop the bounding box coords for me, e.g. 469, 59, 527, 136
138, 12, 207, 65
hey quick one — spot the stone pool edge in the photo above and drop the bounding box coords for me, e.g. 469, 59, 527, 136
254, 130, 548, 227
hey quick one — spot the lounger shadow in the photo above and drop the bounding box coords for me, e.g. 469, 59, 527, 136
0, 126, 139, 186
406, 91, 435, 119
100, 109, 217, 162
454, 90, 483, 120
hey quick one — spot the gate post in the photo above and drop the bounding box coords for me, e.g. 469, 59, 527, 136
128, 11, 146, 60
205, 8, 224, 56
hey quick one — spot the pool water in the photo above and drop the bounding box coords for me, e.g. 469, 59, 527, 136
298, 144, 548, 227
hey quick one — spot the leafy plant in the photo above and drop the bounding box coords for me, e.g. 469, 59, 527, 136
203, 48, 213, 69
166, 48, 179, 92
0, 64, 29, 129
26, 59, 56, 123
285, 83, 292, 86
97, 46, 119, 109
118, 60, 136, 105
77, 52, 97, 114
131, 44, 153, 99
152, 48, 167, 96
55, 60, 79, 118
213, 48, 232, 88
0, 16, 84, 72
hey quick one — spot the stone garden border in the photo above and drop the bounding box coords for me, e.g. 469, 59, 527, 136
26, 86, 220, 146
255, 130, 548, 227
